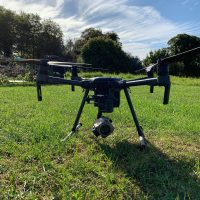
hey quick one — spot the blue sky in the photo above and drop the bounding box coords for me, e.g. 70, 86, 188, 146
0, 0, 200, 58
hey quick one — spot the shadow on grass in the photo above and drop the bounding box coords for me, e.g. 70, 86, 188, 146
99, 140, 200, 199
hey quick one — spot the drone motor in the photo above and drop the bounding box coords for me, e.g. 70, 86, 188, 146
92, 117, 114, 138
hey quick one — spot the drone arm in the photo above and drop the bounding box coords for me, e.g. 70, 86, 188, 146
47, 76, 82, 86
127, 76, 152, 81
36, 76, 83, 101
126, 61, 171, 104
125, 78, 158, 87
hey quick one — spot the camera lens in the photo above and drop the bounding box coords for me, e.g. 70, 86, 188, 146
100, 124, 111, 135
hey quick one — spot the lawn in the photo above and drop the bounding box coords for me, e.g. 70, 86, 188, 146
0, 74, 200, 199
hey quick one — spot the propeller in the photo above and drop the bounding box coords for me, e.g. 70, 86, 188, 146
140, 46, 200, 103
135, 46, 200, 100
48, 61, 92, 66
48, 61, 109, 72
0, 57, 108, 71
141, 46, 200, 73
0, 58, 41, 63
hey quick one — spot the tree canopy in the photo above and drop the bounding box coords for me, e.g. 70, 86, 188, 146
64, 28, 122, 60
64, 27, 142, 72
81, 36, 141, 72
143, 48, 170, 67
0, 6, 16, 57
0, 6, 64, 58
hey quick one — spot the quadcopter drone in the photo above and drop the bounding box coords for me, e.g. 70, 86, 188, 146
7, 47, 200, 149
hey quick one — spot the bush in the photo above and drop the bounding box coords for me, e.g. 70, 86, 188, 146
0, 75, 9, 85
23, 71, 36, 82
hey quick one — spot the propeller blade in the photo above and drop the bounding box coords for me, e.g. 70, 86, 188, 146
16, 58, 41, 62
77, 66, 109, 71
48, 63, 73, 68
48, 62, 109, 71
135, 63, 157, 73
48, 61, 92, 66
145, 63, 157, 72
0, 58, 41, 63
161, 46, 200, 64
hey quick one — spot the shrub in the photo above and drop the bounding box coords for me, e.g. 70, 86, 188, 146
0, 75, 9, 85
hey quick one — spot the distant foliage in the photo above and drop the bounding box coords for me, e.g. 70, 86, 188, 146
168, 34, 200, 54
64, 28, 122, 61
0, 75, 9, 85
0, 6, 64, 58
81, 37, 142, 73
64, 27, 142, 73
0, 6, 16, 57
143, 48, 170, 67
168, 34, 200, 76
36, 19, 64, 58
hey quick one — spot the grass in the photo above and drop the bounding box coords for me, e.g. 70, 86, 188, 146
0, 73, 200, 199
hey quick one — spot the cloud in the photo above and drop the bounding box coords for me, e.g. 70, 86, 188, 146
0, 0, 200, 58
0, 0, 64, 18
181, 0, 200, 6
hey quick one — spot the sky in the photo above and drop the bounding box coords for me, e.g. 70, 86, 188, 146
0, 0, 200, 58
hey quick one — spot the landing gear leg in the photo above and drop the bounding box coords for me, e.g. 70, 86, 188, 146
61, 89, 89, 141
124, 88, 146, 149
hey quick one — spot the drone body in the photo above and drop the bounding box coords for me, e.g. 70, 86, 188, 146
4, 46, 200, 149
36, 61, 171, 148
86, 77, 121, 112
35, 47, 200, 148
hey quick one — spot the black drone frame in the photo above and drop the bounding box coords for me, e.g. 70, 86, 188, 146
35, 46, 200, 148
36, 60, 171, 148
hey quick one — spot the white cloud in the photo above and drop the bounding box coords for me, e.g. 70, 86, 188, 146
0, 0, 199, 58
181, 0, 200, 6
0, 0, 64, 18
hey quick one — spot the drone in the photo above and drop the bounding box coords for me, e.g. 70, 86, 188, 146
6, 47, 200, 149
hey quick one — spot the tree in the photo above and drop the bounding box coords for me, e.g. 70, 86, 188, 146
72, 28, 103, 57
81, 37, 141, 73
36, 19, 64, 57
168, 34, 200, 76
80, 28, 103, 41
0, 6, 64, 58
15, 12, 42, 58
105, 31, 121, 46
64, 38, 76, 61
72, 28, 123, 60
168, 34, 200, 54
0, 6, 16, 57
27, 14, 42, 58
143, 48, 170, 67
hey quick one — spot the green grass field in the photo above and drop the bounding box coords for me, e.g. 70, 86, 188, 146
0, 74, 200, 199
